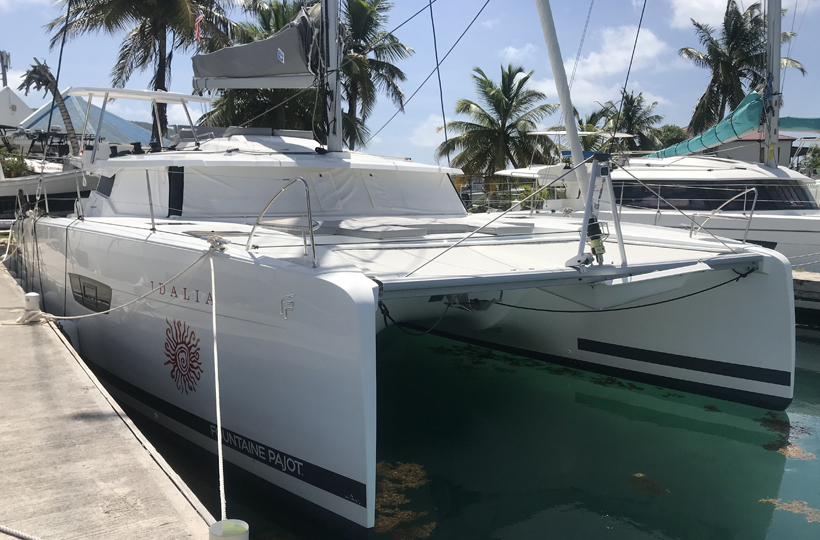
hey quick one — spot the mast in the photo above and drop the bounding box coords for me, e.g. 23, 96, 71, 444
763, 0, 782, 168
534, 0, 588, 201
323, 0, 343, 152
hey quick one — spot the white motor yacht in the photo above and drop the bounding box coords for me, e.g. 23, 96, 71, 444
499, 155, 820, 271
4, 0, 796, 532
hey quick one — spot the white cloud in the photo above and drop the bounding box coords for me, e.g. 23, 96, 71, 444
102, 101, 202, 127
409, 114, 448, 148
529, 25, 670, 115
666, 0, 727, 29
481, 18, 500, 29
106, 100, 152, 123
6, 70, 30, 94
168, 104, 203, 126
531, 76, 623, 111
574, 26, 668, 76
499, 44, 538, 63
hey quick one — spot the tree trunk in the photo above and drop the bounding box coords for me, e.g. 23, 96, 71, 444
34, 58, 80, 156
53, 89, 81, 156
347, 84, 358, 150
504, 133, 519, 170
152, 25, 168, 145
717, 93, 728, 123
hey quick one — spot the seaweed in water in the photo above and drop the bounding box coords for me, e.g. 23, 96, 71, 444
628, 473, 670, 497
428, 344, 585, 378
757, 412, 817, 459
759, 499, 820, 523
375, 462, 437, 539
591, 376, 645, 391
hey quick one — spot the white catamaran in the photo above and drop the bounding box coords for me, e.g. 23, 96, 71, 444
4, 0, 796, 532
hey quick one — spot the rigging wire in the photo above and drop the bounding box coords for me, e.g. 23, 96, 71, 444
781, 0, 811, 94
365, 0, 493, 146
428, 0, 450, 166
569, 0, 594, 91
39, 0, 73, 210
606, 0, 647, 155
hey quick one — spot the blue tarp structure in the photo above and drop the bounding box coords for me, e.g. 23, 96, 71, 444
21, 88, 154, 144
648, 92, 764, 158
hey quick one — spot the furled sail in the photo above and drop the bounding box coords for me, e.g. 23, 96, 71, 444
192, 8, 318, 90
780, 116, 820, 133
647, 92, 764, 158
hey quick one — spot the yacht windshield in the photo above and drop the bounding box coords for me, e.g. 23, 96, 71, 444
613, 179, 818, 211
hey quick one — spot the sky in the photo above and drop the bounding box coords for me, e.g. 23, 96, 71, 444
1, 0, 818, 165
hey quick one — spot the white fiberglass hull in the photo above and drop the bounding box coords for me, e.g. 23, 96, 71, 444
8, 214, 795, 531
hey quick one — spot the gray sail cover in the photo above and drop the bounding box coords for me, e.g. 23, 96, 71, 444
192, 8, 316, 90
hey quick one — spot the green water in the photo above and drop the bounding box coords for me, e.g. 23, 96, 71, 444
126, 328, 820, 540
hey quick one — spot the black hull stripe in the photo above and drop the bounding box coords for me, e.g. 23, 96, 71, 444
83, 358, 367, 507
407, 327, 792, 410
578, 338, 792, 387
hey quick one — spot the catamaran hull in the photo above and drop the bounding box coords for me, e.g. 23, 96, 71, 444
9, 215, 795, 531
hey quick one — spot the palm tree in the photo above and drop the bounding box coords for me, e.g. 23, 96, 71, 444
679, 0, 805, 134
18, 58, 80, 156
46, 0, 239, 143
576, 105, 612, 152
435, 64, 558, 175
342, 0, 413, 150
604, 90, 663, 151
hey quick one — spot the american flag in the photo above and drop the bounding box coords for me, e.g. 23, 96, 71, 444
195, 10, 204, 44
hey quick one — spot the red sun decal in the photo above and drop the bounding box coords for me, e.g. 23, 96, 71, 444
164, 319, 203, 394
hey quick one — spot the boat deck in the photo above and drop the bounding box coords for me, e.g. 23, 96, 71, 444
0, 266, 213, 539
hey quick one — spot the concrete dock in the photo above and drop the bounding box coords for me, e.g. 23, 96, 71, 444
794, 270, 820, 307
0, 264, 213, 539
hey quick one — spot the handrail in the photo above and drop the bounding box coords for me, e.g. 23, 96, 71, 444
245, 176, 318, 267
690, 187, 758, 242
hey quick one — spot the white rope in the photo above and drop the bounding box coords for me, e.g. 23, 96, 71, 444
210, 256, 227, 522
0, 523, 45, 540
793, 260, 820, 268
788, 250, 820, 260
38, 250, 211, 322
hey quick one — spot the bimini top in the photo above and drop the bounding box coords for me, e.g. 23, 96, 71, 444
67, 87, 213, 105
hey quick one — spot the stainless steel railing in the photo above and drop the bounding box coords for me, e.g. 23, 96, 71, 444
245, 177, 318, 268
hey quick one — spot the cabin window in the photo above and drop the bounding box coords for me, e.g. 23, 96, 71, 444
614, 179, 818, 211
69, 274, 112, 313
97, 175, 115, 197
168, 166, 184, 217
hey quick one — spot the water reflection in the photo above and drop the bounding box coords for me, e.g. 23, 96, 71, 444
119, 327, 820, 539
